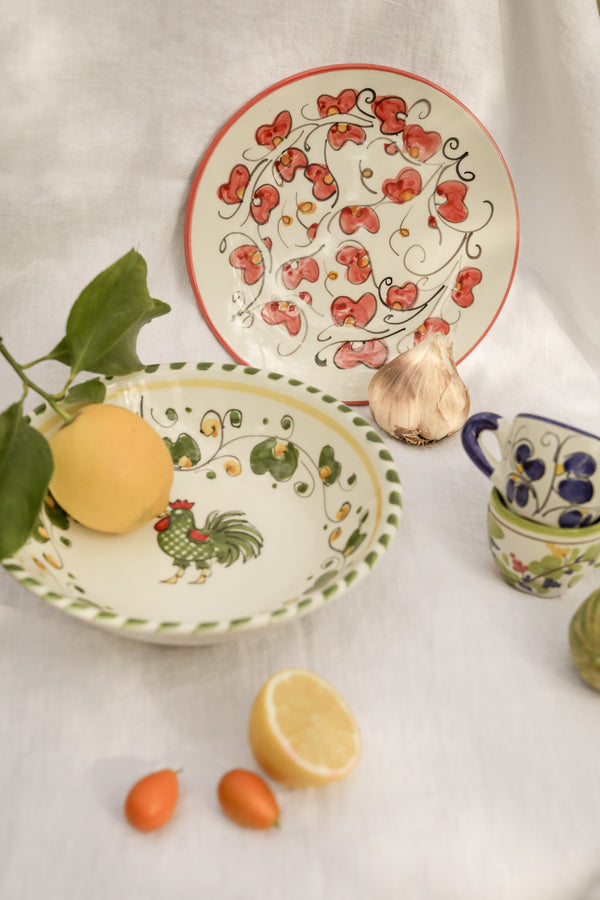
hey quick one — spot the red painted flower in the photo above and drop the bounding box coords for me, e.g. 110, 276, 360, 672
414, 317, 450, 343
333, 340, 389, 370
274, 147, 308, 182
298, 291, 313, 305
307, 222, 318, 240
382, 167, 422, 204
339, 205, 380, 235
255, 111, 292, 149
373, 96, 407, 135
384, 142, 400, 155
384, 281, 419, 310
229, 244, 264, 285
261, 301, 301, 336
452, 267, 482, 307
317, 89, 358, 117
510, 552, 528, 574
282, 256, 319, 289
331, 293, 377, 327
250, 184, 280, 224
403, 124, 442, 162
335, 244, 372, 284
327, 122, 366, 150
436, 180, 469, 223
305, 163, 337, 200
218, 164, 250, 204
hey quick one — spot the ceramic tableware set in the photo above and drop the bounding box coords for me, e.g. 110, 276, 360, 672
20, 63, 597, 643
462, 412, 600, 597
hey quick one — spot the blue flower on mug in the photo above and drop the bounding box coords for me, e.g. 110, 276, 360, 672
556, 452, 596, 527
506, 442, 545, 508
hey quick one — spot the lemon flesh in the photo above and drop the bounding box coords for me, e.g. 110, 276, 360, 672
48, 403, 173, 534
248, 668, 361, 787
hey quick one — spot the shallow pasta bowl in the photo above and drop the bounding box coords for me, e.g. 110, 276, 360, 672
2, 363, 402, 645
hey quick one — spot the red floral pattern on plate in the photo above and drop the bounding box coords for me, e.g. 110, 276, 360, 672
339, 205, 380, 235
305, 163, 337, 200
282, 257, 320, 289
275, 147, 308, 182
331, 293, 377, 327
327, 123, 367, 150
261, 301, 301, 336
335, 245, 372, 284
255, 111, 292, 149
452, 267, 482, 307
250, 185, 279, 224
333, 340, 389, 369
373, 96, 407, 134
229, 245, 264, 285
414, 317, 450, 343
382, 168, 422, 204
403, 124, 442, 162
436, 180, 469, 223
219, 164, 250, 204
190, 68, 517, 402
317, 89, 358, 116
384, 282, 419, 310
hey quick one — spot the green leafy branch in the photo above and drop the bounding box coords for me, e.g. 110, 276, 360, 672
0, 249, 170, 560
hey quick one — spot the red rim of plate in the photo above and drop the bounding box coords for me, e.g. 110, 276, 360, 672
184, 63, 520, 404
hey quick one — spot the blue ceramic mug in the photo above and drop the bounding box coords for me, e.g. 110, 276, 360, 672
462, 412, 600, 528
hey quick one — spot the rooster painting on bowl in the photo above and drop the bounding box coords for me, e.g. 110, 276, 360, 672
154, 500, 263, 584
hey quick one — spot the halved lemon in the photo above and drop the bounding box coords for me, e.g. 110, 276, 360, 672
248, 668, 361, 788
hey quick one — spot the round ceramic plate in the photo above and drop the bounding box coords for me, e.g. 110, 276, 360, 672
185, 64, 519, 404
2, 363, 401, 645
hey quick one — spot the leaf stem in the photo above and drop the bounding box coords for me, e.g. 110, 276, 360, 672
21, 353, 54, 370
0, 339, 73, 424
52, 372, 77, 402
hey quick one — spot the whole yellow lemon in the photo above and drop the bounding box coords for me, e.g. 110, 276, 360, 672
48, 403, 173, 534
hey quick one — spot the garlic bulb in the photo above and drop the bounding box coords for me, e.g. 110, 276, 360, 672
367, 332, 470, 445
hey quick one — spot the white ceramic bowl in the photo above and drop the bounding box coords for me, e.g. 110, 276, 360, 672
3, 363, 402, 644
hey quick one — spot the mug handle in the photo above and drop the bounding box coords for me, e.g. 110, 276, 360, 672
461, 412, 506, 479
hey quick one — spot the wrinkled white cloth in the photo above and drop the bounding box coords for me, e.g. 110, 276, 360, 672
1, 1, 600, 898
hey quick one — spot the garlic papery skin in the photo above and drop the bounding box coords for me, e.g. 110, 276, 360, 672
367, 332, 470, 445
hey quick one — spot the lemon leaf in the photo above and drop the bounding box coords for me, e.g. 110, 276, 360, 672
48, 249, 170, 377
64, 378, 106, 406
0, 406, 54, 560
81, 296, 170, 376
0, 401, 22, 480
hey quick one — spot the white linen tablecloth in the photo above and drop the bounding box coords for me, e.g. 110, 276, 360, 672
2, 1, 600, 897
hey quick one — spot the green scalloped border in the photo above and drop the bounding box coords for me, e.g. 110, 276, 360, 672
3, 362, 402, 641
